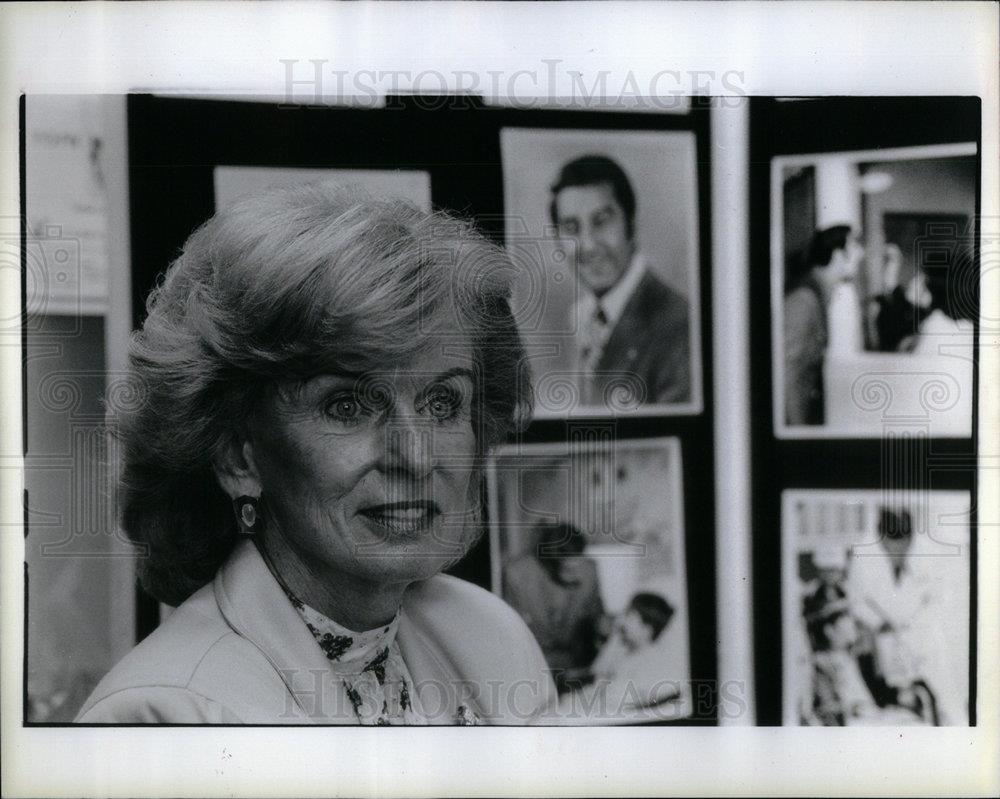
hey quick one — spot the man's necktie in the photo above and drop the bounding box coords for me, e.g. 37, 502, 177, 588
580, 303, 609, 378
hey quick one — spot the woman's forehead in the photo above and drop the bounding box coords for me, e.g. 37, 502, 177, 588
301, 359, 476, 393
372, 342, 476, 379
313, 326, 476, 376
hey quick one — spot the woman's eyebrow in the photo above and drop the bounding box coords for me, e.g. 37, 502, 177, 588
284, 373, 364, 404
428, 367, 475, 385
303, 367, 474, 395
303, 372, 363, 390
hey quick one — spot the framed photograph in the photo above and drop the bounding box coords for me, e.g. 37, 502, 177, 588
500, 128, 703, 417
771, 143, 978, 438
23, 95, 111, 317
781, 489, 971, 727
486, 436, 691, 724
214, 165, 432, 210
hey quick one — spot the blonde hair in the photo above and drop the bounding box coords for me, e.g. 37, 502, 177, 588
118, 184, 531, 604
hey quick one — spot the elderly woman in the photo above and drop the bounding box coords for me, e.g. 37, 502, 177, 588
76, 185, 555, 724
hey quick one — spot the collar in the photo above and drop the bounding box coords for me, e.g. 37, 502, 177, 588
213, 539, 362, 723
576, 251, 646, 331
212, 539, 460, 723
289, 593, 402, 676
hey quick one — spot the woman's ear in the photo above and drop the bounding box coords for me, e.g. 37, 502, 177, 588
213, 437, 262, 500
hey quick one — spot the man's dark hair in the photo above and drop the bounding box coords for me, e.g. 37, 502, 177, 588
807, 225, 853, 268
787, 224, 853, 291
629, 592, 674, 642
549, 154, 637, 238
922, 246, 975, 321
878, 507, 913, 542
535, 521, 588, 585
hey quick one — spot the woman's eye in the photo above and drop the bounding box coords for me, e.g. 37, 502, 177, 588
325, 397, 363, 422
429, 398, 452, 419
423, 389, 462, 421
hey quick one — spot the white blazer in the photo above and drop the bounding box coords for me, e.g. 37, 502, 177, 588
76, 540, 556, 724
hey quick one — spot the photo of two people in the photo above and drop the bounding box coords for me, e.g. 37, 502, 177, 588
488, 437, 691, 723
774, 144, 977, 437
782, 490, 970, 727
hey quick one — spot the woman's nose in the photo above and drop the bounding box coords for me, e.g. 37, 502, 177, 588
381, 417, 435, 479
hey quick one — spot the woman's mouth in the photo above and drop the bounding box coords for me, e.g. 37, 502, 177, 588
358, 501, 439, 535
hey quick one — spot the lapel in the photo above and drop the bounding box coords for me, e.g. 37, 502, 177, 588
597, 271, 656, 372
212, 540, 357, 724
804, 274, 830, 345
395, 583, 466, 723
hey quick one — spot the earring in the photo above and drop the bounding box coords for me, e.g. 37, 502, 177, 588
234, 495, 263, 535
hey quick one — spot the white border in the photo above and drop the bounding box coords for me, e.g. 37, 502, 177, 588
486, 437, 687, 596
771, 142, 979, 439
1, 2, 997, 798
499, 126, 704, 419
212, 165, 434, 211
710, 101, 755, 726
485, 436, 692, 724
780, 488, 972, 727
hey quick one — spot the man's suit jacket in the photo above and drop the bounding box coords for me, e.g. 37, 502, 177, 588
588, 270, 692, 406
75, 540, 556, 724
783, 279, 827, 426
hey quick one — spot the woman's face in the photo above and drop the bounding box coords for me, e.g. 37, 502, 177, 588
826, 613, 858, 650
619, 608, 653, 651
249, 341, 480, 588
905, 271, 932, 309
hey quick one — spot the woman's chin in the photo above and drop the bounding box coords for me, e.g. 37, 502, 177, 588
349, 515, 475, 580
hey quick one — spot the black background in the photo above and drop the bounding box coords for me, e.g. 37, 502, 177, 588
126, 94, 718, 723
748, 97, 980, 725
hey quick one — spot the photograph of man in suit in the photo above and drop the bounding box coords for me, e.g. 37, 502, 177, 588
549, 154, 692, 408
783, 225, 864, 426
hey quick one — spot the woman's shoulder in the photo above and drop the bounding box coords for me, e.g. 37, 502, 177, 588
75, 583, 286, 723
400, 574, 547, 668
912, 310, 974, 353
75, 685, 246, 724
401, 574, 557, 722
919, 309, 974, 335
405, 573, 529, 631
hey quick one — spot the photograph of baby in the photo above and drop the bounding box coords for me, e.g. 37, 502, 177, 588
782, 489, 971, 727
772, 143, 977, 438
500, 128, 702, 417
487, 437, 691, 724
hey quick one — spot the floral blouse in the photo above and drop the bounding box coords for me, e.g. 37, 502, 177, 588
284, 588, 481, 726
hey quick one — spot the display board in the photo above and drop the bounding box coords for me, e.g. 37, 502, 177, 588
124, 94, 716, 724
748, 97, 980, 726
